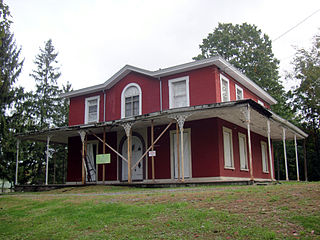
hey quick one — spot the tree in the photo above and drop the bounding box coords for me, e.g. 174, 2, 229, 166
287, 34, 320, 180
26, 39, 70, 184
0, 0, 24, 187
194, 23, 288, 116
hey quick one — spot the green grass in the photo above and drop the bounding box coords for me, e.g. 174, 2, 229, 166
0, 182, 319, 239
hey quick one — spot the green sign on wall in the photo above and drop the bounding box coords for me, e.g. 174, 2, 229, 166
96, 154, 111, 164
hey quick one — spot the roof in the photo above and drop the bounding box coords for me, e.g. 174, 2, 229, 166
17, 99, 307, 144
61, 56, 277, 105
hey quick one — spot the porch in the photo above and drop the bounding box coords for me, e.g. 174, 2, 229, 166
16, 99, 308, 186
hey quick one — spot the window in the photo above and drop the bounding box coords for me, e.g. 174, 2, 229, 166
235, 85, 244, 100
169, 76, 190, 109
220, 74, 230, 102
261, 141, 269, 173
223, 127, 234, 169
121, 83, 142, 118
238, 133, 248, 170
85, 96, 100, 124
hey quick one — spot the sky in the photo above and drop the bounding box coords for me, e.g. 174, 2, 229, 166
6, 0, 320, 92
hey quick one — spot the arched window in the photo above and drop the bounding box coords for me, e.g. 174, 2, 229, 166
121, 83, 142, 118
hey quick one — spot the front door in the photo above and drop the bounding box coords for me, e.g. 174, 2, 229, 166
171, 129, 192, 179
121, 135, 143, 181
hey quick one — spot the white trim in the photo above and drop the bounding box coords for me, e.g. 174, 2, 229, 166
168, 76, 190, 109
170, 128, 192, 179
223, 126, 234, 169
61, 56, 277, 105
261, 141, 269, 173
121, 83, 142, 119
220, 74, 230, 102
235, 84, 244, 100
238, 132, 249, 171
258, 100, 264, 106
84, 96, 100, 124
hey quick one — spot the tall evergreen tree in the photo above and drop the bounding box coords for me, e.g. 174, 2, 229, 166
27, 39, 70, 184
0, 1, 24, 187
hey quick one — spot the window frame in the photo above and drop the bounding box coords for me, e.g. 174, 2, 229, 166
223, 127, 234, 169
121, 83, 142, 119
168, 76, 190, 109
85, 95, 100, 124
220, 74, 230, 102
235, 84, 244, 100
238, 132, 249, 171
261, 141, 269, 173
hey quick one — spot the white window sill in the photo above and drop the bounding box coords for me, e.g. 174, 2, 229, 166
263, 171, 269, 174
240, 168, 249, 172
224, 166, 235, 170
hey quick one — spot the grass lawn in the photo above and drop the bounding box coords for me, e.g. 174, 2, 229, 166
0, 182, 319, 239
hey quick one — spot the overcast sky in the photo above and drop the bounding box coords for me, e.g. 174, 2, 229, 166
6, 0, 320, 92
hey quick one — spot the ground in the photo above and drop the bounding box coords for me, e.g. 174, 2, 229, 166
0, 182, 319, 239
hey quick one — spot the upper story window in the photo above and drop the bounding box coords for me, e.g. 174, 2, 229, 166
235, 85, 244, 100
85, 96, 100, 124
220, 74, 230, 102
121, 83, 142, 118
169, 76, 190, 109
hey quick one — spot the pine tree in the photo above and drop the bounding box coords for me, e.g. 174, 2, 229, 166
0, 1, 24, 187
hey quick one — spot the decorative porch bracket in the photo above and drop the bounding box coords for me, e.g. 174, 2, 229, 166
45, 135, 52, 185
79, 130, 87, 184
169, 113, 192, 182
121, 122, 133, 183
241, 105, 253, 181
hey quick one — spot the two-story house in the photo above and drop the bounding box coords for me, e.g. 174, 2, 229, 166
17, 56, 307, 185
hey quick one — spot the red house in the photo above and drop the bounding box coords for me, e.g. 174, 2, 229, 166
17, 56, 307, 185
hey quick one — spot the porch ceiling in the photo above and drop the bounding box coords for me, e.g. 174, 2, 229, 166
16, 99, 307, 144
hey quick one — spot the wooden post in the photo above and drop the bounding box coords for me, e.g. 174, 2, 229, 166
267, 120, 274, 181
176, 122, 180, 181
282, 128, 289, 181
180, 127, 185, 182
45, 135, 51, 185
127, 129, 132, 183
294, 135, 300, 181
246, 107, 253, 181
303, 139, 308, 181
79, 131, 86, 185
15, 139, 20, 185
103, 127, 106, 184
151, 120, 155, 181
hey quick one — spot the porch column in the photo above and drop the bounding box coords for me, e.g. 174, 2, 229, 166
176, 122, 180, 181
267, 120, 274, 181
151, 120, 155, 181
79, 131, 87, 184
45, 135, 52, 185
244, 106, 253, 181
15, 139, 20, 185
122, 123, 133, 183
102, 127, 106, 184
303, 139, 308, 181
172, 113, 191, 182
294, 135, 300, 181
282, 128, 289, 181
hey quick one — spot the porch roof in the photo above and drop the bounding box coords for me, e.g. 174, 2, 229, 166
16, 99, 307, 144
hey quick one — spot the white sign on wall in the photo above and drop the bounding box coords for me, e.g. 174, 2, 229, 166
148, 150, 156, 157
